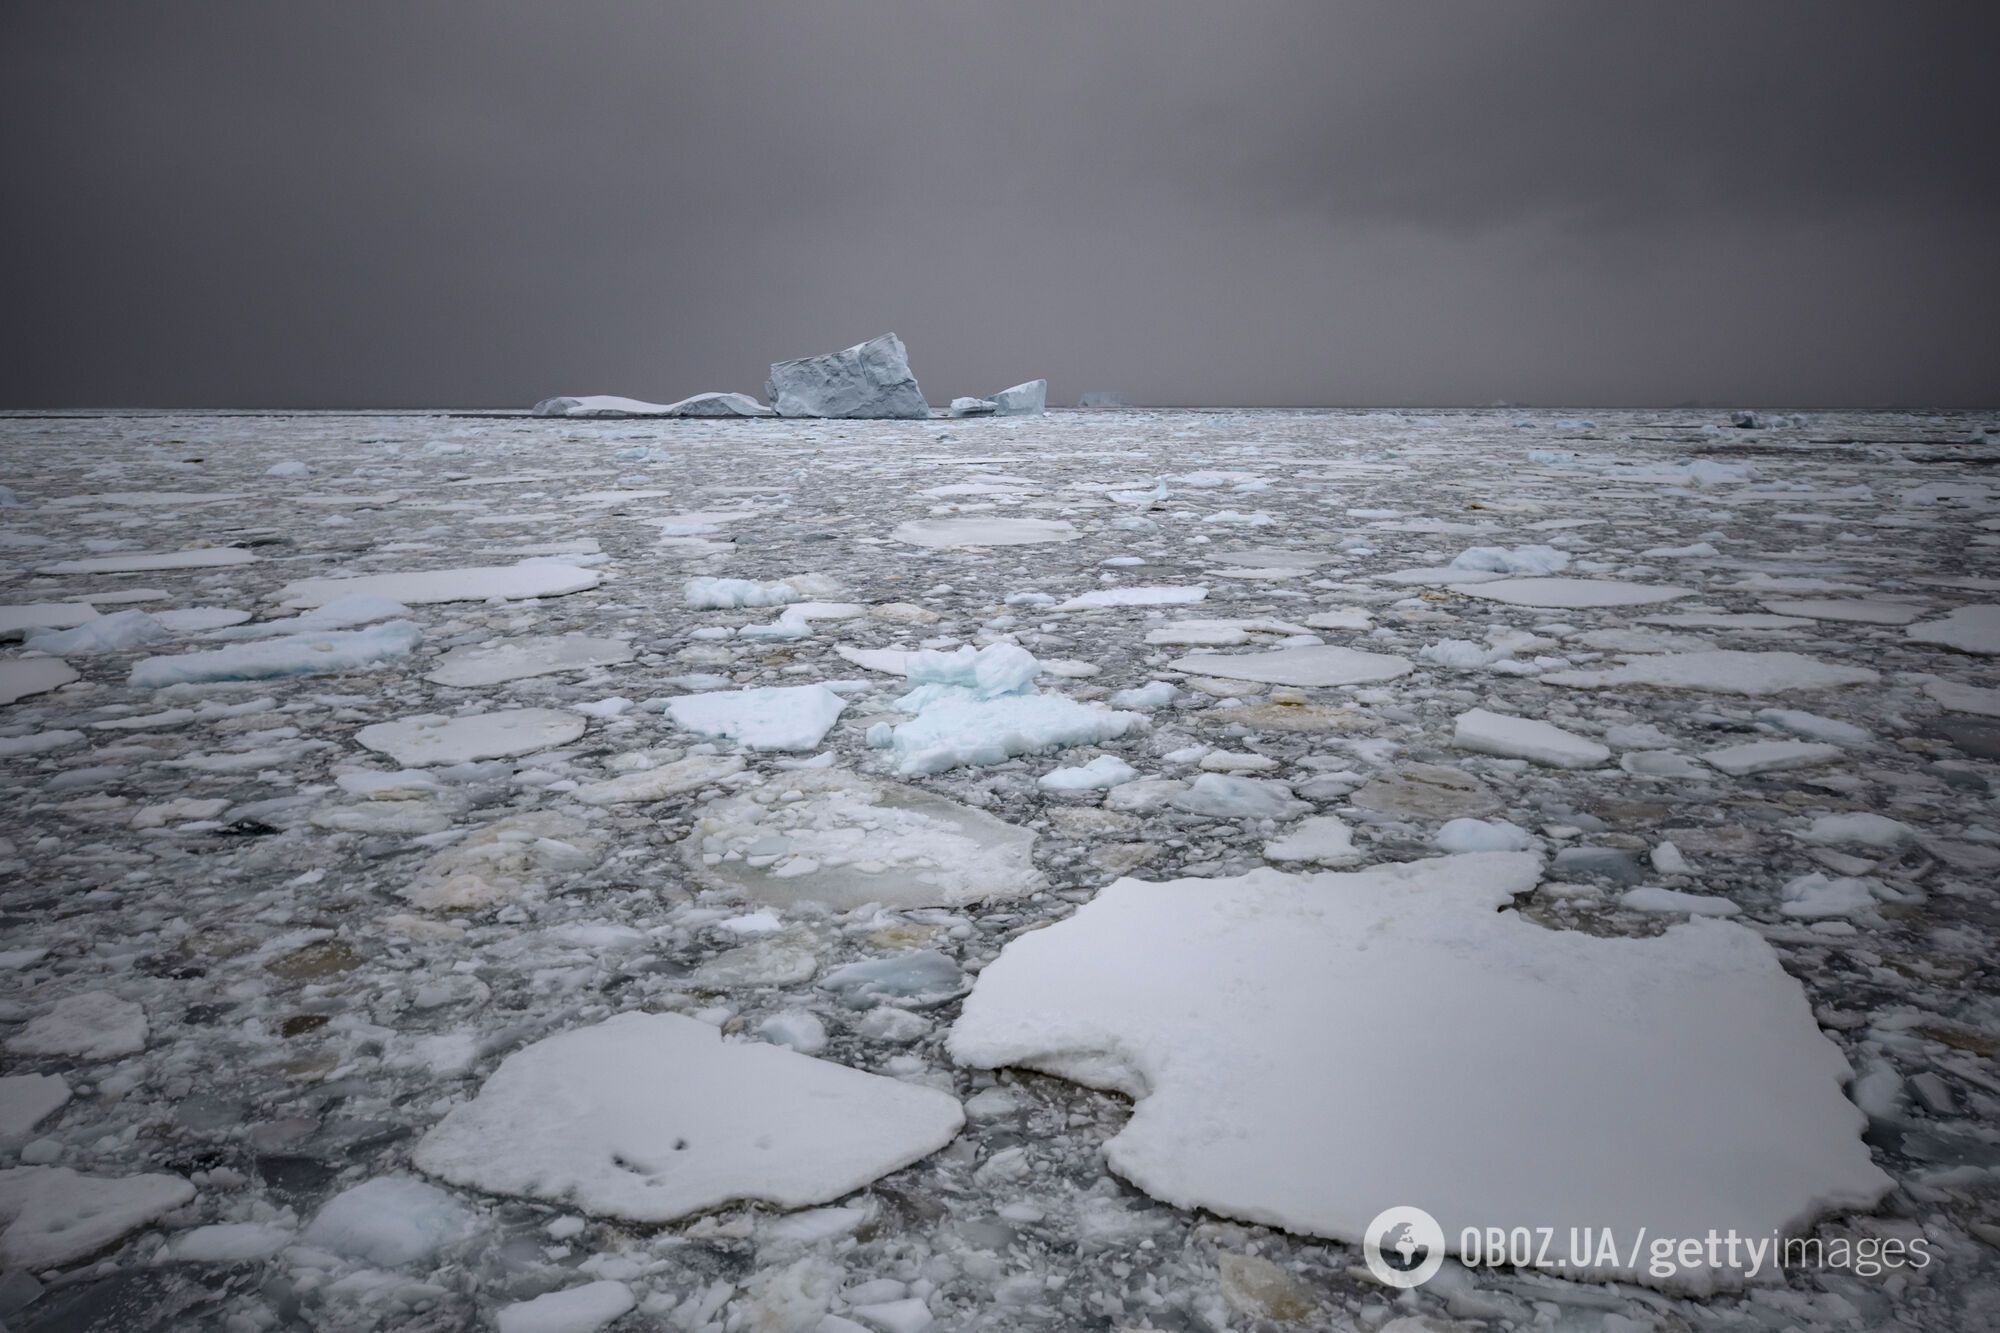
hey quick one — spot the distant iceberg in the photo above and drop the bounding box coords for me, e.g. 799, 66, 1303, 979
532, 392, 773, 418
1076, 390, 1131, 409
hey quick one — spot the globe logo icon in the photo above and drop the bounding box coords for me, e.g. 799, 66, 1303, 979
1363, 1206, 1446, 1288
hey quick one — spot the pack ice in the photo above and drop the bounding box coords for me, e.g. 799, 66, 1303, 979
948, 853, 1889, 1293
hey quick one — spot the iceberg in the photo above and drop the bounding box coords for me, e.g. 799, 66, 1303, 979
766, 333, 929, 419
948, 396, 996, 417
532, 392, 773, 418
990, 378, 1047, 415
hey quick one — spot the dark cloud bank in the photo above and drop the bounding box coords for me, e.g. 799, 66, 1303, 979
2, 1, 1996, 409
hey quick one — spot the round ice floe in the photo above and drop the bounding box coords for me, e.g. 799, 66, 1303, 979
412, 1012, 963, 1222
1760, 599, 1926, 626
426, 635, 634, 687
947, 853, 1890, 1294
1543, 651, 1879, 695
355, 709, 587, 766
890, 517, 1079, 547
1460, 578, 1694, 609
1166, 646, 1412, 687
684, 769, 1045, 910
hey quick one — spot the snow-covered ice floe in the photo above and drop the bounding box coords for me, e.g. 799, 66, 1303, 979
1167, 644, 1412, 687
413, 1012, 962, 1221
128, 621, 423, 687
276, 559, 600, 608
532, 391, 774, 418
948, 853, 1890, 1293
1544, 650, 1880, 695
666, 683, 847, 751
355, 708, 587, 766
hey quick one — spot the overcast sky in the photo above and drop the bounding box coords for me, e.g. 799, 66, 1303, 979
3, 2, 1996, 409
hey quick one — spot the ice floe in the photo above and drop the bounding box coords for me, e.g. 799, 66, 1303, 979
277, 560, 600, 608
948, 853, 1889, 1292
426, 635, 633, 686
413, 1012, 962, 1221
1544, 651, 1880, 695
666, 684, 848, 751
1461, 577, 1694, 608
355, 708, 588, 766
128, 621, 423, 687
1166, 645, 1413, 687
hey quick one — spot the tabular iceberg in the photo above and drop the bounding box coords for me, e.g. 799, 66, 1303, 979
766, 333, 929, 419
532, 392, 773, 418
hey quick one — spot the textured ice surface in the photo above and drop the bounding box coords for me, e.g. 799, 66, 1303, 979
0, 1167, 195, 1268
665, 683, 847, 751
355, 708, 587, 765
684, 768, 1045, 909
950, 854, 1890, 1292
413, 1012, 962, 1221
426, 635, 633, 686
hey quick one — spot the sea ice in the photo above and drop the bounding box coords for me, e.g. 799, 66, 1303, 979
129, 622, 423, 687
1544, 651, 1880, 695
573, 753, 748, 805
426, 636, 633, 686
1262, 815, 1360, 864
0, 603, 98, 638
412, 1012, 963, 1221
1452, 708, 1609, 768
355, 709, 588, 766
533, 392, 772, 417
0, 657, 79, 705
1037, 755, 1141, 792
7, 990, 148, 1059
1905, 605, 2000, 654
302, 1176, 477, 1266
277, 560, 600, 608
1167, 645, 1413, 687
1057, 585, 1207, 610
1702, 740, 1844, 776
685, 575, 839, 610
1461, 578, 1694, 609
766, 333, 929, 419
0, 1074, 70, 1139
890, 517, 1080, 547
495, 1281, 636, 1333
1762, 598, 1927, 625
1925, 678, 2000, 717
1433, 817, 1535, 853
685, 769, 1045, 909
1448, 544, 1570, 575
1169, 773, 1307, 820
0, 1167, 196, 1268
665, 684, 847, 751
39, 548, 257, 574
948, 853, 1889, 1292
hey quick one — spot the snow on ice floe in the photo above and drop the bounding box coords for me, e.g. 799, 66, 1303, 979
684, 768, 1044, 910
1925, 677, 2000, 717
1761, 598, 1928, 626
495, 1282, 635, 1333
128, 621, 423, 687
876, 643, 1140, 775
685, 575, 840, 609
573, 753, 747, 805
38, 547, 257, 575
947, 852, 1890, 1293
1452, 707, 1609, 768
412, 1012, 962, 1222
276, 560, 600, 608
1701, 740, 1844, 776
426, 635, 633, 687
355, 709, 587, 766
1166, 645, 1412, 687
1905, 604, 2000, 654
1057, 585, 1207, 611
0, 603, 98, 638
890, 517, 1080, 547
666, 684, 847, 751
0, 657, 79, 705
1544, 651, 1880, 695
7, 990, 147, 1059
0, 1074, 70, 1139
1460, 577, 1694, 609
0, 1167, 195, 1268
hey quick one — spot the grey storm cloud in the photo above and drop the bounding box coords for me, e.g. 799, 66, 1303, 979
1, 1, 1995, 408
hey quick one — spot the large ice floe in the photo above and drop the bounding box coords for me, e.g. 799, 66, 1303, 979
665, 683, 848, 751
1544, 650, 1881, 695
1166, 644, 1413, 686
412, 1012, 962, 1221
1906, 604, 2000, 654
355, 708, 587, 765
425, 635, 632, 686
0, 657, 78, 705
765, 333, 929, 419
683, 768, 1044, 909
948, 853, 1890, 1293
889, 517, 1079, 547
128, 621, 423, 687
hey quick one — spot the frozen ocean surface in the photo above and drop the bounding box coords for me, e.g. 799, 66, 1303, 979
0, 406, 1996, 1330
